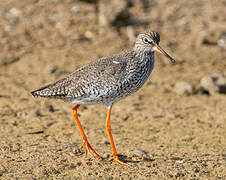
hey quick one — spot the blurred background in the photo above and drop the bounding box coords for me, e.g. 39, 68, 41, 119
0, 0, 225, 179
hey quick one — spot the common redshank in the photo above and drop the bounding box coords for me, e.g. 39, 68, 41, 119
31, 30, 175, 165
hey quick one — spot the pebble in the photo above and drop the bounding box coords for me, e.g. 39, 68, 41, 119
217, 32, 226, 49
44, 103, 55, 112
98, 0, 127, 26
30, 109, 42, 117
200, 74, 226, 95
173, 81, 195, 95
133, 149, 148, 155
6, 8, 22, 21
182, 135, 193, 142
47, 65, 58, 74
71, 5, 80, 13
175, 160, 184, 164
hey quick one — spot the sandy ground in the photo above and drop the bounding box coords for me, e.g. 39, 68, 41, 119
0, 0, 226, 179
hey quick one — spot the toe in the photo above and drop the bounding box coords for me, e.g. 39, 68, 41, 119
113, 156, 128, 166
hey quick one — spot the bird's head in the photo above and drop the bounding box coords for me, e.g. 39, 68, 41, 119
134, 31, 175, 63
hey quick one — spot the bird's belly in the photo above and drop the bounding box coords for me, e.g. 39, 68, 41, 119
69, 76, 149, 105
69, 58, 154, 105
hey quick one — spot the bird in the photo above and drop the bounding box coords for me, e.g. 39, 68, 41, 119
31, 30, 175, 165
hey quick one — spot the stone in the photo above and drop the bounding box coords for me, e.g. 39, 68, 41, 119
200, 74, 226, 95
217, 32, 226, 49
98, 0, 128, 26
133, 149, 148, 156
173, 81, 195, 95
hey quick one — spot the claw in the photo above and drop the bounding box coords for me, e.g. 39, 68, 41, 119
82, 140, 103, 159
111, 155, 128, 166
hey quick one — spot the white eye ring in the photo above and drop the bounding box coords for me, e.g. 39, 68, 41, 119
143, 37, 149, 43
143, 37, 153, 44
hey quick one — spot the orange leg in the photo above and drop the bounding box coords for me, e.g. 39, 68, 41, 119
72, 105, 102, 159
106, 106, 128, 165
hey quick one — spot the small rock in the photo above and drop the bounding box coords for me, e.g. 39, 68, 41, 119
217, 32, 226, 49
175, 160, 184, 164
98, 0, 128, 26
173, 81, 195, 95
215, 74, 226, 94
122, 115, 129, 121
98, 0, 148, 27
200, 76, 217, 95
47, 65, 58, 74
5, 8, 22, 22
71, 33, 91, 41
9, 8, 21, 17
70, 163, 76, 169
71, 5, 80, 13
133, 149, 148, 156
44, 103, 55, 112
84, 31, 94, 40
16, 111, 28, 118
30, 109, 42, 117
182, 135, 193, 142
200, 74, 226, 95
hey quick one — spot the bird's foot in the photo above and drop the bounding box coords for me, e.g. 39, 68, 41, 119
82, 140, 102, 159
111, 155, 128, 166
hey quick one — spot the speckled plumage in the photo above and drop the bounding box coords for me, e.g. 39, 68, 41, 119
31, 31, 173, 107
31, 30, 175, 164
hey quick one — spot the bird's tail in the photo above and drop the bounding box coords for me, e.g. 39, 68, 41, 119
31, 86, 53, 98
31, 76, 70, 98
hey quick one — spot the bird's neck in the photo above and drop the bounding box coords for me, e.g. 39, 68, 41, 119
133, 49, 155, 63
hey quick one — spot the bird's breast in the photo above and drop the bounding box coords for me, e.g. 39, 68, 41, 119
118, 54, 155, 96
134, 54, 154, 85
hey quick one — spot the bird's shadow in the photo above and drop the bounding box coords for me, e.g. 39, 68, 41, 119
115, 154, 155, 164
117, 154, 140, 163
74, 147, 155, 164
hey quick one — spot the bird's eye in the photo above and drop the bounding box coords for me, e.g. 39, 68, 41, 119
143, 37, 149, 43
143, 37, 154, 44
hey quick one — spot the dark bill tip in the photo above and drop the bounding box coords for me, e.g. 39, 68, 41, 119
155, 45, 176, 63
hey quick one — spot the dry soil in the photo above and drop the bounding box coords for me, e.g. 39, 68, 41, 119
0, 0, 226, 179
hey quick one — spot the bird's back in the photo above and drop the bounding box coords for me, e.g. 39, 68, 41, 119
31, 50, 150, 105
31, 31, 175, 106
